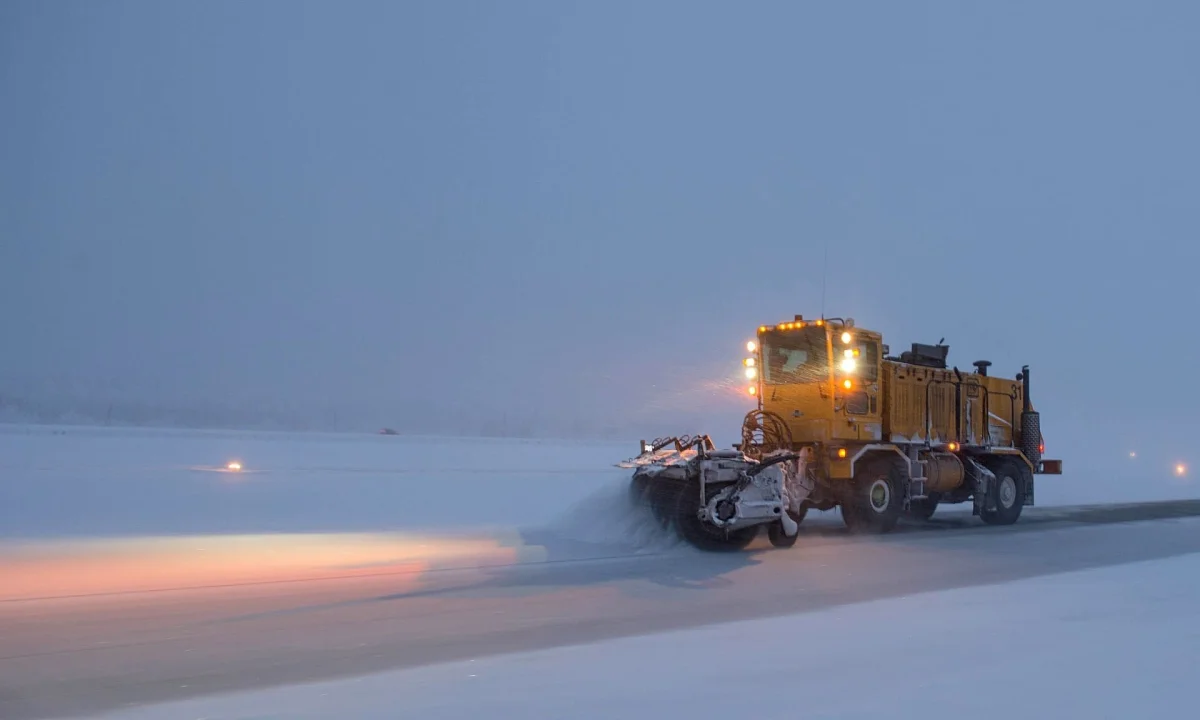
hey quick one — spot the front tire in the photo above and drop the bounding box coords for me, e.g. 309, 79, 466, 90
766, 509, 805, 548
980, 458, 1029, 526
843, 457, 906, 534
767, 521, 798, 548
674, 481, 758, 551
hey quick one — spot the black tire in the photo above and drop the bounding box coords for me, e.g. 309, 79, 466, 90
674, 480, 758, 551
843, 456, 907, 534
907, 493, 940, 521
767, 519, 799, 548
980, 457, 1029, 526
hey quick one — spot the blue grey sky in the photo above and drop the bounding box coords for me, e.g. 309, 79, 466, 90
2, 1, 1198, 455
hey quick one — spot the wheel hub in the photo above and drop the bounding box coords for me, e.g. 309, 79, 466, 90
999, 476, 1017, 509
868, 478, 890, 513
715, 498, 738, 522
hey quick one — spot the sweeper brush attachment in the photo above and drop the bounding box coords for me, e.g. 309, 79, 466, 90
618, 435, 814, 551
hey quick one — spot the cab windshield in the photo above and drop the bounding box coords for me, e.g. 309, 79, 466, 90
761, 326, 880, 384
761, 327, 829, 384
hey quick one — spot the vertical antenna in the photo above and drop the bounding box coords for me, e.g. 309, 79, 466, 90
820, 242, 828, 319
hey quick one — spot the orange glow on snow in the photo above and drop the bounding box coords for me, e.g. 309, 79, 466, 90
0, 532, 527, 601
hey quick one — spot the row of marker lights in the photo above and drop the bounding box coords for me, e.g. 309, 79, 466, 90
760, 319, 827, 333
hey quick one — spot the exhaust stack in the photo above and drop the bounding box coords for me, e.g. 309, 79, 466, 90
1019, 365, 1041, 467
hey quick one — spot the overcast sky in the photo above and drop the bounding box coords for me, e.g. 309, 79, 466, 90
2, 1, 1198, 456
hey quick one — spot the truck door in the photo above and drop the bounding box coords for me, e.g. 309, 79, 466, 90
842, 337, 882, 442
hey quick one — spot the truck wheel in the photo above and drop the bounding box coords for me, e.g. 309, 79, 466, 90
766, 519, 799, 548
674, 481, 758, 551
981, 458, 1029, 526
907, 494, 939, 521
843, 457, 906, 534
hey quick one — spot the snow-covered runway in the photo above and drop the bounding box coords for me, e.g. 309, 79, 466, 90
2, 425, 1199, 719
84, 548, 1200, 720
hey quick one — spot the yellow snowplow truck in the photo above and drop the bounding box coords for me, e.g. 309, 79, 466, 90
620, 315, 1062, 551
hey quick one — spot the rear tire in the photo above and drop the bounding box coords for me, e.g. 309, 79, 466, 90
843, 457, 906, 534
674, 481, 758, 551
907, 493, 940, 521
980, 458, 1029, 526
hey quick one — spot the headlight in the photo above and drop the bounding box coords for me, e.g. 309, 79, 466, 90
745, 367, 757, 379
841, 331, 852, 344
840, 356, 857, 373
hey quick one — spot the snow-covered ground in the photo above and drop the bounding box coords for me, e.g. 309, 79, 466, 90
4, 421, 1199, 599
0, 424, 636, 539
87, 543, 1200, 720
4, 423, 1200, 719
2, 422, 1195, 542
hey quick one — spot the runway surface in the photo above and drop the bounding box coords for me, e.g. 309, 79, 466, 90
4, 499, 1200, 720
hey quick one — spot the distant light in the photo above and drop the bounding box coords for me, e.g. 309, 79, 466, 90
1129, 451, 1137, 459
746, 341, 757, 353
226, 461, 243, 472
1176, 463, 1188, 477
